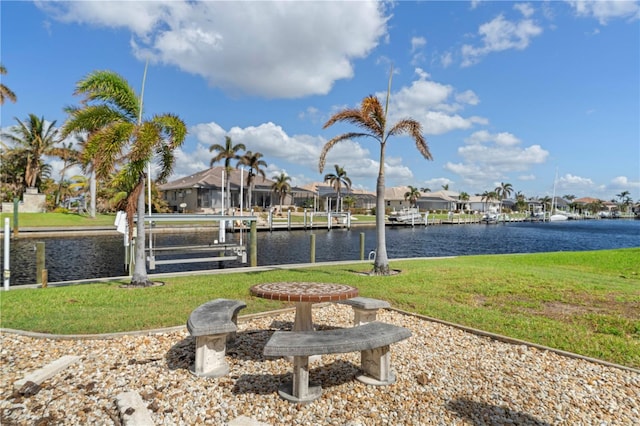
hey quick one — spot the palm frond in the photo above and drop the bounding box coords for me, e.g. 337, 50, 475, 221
74, 70, 139, 121
318, 132, 372, 173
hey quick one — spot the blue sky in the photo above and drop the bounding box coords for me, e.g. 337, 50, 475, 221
2, 0, 639, 202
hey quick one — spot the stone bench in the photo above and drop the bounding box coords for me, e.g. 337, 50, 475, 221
187, 298, 246, 378
338, 297, 391, 326
264, 321, 411, 403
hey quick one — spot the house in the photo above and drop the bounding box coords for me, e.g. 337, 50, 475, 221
417, 190, 459, 212
300, 182, 375, 212
158, 166, 312, 213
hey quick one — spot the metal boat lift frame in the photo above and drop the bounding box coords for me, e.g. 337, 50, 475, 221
140, 213, 258, 270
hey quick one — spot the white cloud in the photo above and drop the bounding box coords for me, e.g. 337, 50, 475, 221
514, 3, 535, 18
565, 0, 640, 25
411, 36, 427, 52
444, 130, 549, 192
38, 1, 389, 99
380, 72, 486, 135
440, 52, 453, 68
461, 13, 543, 67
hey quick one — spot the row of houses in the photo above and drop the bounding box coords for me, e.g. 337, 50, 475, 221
158, 166, 621, 215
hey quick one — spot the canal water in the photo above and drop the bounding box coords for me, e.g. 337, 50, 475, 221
4, 219, 639, 286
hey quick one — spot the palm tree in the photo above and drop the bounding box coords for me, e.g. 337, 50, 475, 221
404, 185, 421, 208
342, 195, 356, 212
0, 64, 17, 105
458, 191, 470, 213
540, 196, 552, 213
271, 172, 291, 214
481, 190, 497, 212
2, 114, 59, 190
237, 150, 267, 210
616, 191, 630, 213
441, 184, 449, 191
494, 182, 513, 213
49, 141, 80, 206
420, 187, 431, 193
62, 70, 187, 287
323, 164, 352, 212
210, 136, 246, 212
319, 70, 432, 275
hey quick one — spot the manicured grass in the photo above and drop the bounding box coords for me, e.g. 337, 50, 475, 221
1, 248, 638, 368
0, 212, 117, 227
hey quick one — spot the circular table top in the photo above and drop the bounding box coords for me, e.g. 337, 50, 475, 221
250, 282, 358, 303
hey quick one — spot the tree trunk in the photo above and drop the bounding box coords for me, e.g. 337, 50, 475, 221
89, 170, 96, 218
373, 144, 390, 275
130, 179, 151, 286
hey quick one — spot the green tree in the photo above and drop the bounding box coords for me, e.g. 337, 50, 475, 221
441, 184, 449, 191
210, 136, 246, 212
404, 185, 421, 208
62, 70, 187, 287
494, 182, 513, 213
323, 164, 352, 212
616, 191, 631, 213
237, 150, 267, 210
458, 191, 470, 212
481, 190, 498, 212
2, 114, 59, 190
0, 64, 17, 105
49, 140, 80, 206
342, 195, 356, 212
271, 172, 291, 213
319, 70, 432, 275
420, 187, 431, 193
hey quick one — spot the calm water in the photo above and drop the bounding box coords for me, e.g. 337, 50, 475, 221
4, 219, 639, 286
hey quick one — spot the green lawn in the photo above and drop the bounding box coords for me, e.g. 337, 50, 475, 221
0, 212, 117, 227
1, 248, 638, 368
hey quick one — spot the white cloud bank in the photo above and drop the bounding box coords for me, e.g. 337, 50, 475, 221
39, 0, 389, 98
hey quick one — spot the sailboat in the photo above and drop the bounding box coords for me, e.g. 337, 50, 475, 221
549, 169, 568, 221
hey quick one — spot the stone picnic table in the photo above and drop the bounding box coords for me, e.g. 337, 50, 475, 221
249, 282, 358, 331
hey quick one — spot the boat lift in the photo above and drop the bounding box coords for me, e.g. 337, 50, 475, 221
119, 213, 258, 271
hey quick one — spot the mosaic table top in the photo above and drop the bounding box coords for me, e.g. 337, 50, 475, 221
250, 282, 358, 303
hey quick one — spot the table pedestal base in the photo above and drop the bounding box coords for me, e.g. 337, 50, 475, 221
278, 355, 323, 403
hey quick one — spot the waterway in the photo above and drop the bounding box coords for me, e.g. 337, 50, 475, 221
4, 219, 639, 286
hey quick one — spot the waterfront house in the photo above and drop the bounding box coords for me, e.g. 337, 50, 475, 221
158, 166, 312, 213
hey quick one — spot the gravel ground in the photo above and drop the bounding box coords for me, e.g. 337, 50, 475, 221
1, 304, 639, 425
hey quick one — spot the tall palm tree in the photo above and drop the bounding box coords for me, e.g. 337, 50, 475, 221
0, 64, 17, 105
494, 182, 513, 213
420, 187, 431, 193
319, 70, 432, 275
210, 136, 245, 212
441, 184, 449, 191
2, 114, 59, 190
404, 185, 421, 208
323, 164, 352, 212
62, 70, 187, 287
237, 150, 267, 210
271, 172, 291, 213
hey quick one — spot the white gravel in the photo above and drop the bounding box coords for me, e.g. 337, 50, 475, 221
1, 304, 639, 425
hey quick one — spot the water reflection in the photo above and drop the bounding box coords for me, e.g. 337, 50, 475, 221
3, 220, 639, 285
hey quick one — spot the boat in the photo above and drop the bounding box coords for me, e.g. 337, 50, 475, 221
481, 213, 498, 224
388, 207, 423, 223
549, 168, 568, 221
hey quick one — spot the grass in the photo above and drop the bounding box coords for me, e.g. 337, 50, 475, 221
0, 212, 117, 227
1, 248, 639, 368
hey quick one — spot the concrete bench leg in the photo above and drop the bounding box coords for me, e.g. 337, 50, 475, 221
191, 333, 230, 378
357, 345, 396, 386
277, 355, 322, 403
352, 307, 379, 326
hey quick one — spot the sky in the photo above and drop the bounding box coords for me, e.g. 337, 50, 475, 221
1, 0, 639, 202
